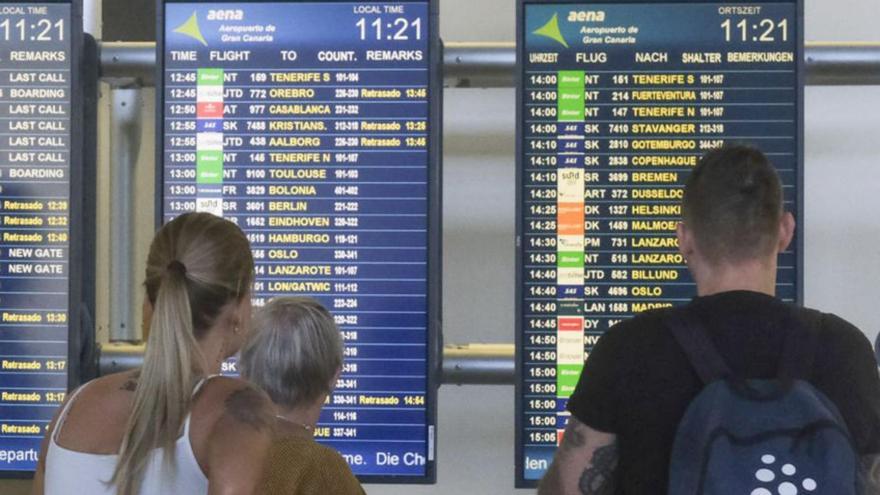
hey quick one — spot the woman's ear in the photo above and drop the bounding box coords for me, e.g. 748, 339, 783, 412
234, 295, 253, 337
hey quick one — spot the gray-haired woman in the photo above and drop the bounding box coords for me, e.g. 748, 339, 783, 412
240, 297, 364, 495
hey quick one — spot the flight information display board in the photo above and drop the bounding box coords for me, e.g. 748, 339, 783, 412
158, 0, 440, 482
0, 0, 83, 476
516, 0, 803, 486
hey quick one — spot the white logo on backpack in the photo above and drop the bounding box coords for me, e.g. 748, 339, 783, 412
750, 455, 818, 495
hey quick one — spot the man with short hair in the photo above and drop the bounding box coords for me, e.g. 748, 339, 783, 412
539, 145, 880, 494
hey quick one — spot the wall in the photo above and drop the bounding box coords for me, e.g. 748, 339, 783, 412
801, 0, 880, 347
3, 0, 878, 493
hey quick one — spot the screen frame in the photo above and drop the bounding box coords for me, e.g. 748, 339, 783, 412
155, 0, 441, 484
0, 0, 85, 479
514, 0, 805, 487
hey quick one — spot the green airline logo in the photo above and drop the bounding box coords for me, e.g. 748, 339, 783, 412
533, 13, 569, 48
197, 151, 224, 184
174, 11, 208, 46
198, 68, 224, 85
557, 364, 583, 397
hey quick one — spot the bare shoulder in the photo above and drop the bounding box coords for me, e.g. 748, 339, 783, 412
77, 370, 139, 394
196, 376, 274, 432
195, 378, 275, 491
62, 370, 140, 415
52, 370, 141, 452
188, 376, 274, 478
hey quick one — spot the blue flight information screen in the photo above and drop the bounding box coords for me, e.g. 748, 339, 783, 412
0, 0, 77, 474
160, 0, 437, 481
516, 0, 802, 486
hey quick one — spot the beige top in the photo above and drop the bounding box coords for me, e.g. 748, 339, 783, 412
262, 432, 365, 495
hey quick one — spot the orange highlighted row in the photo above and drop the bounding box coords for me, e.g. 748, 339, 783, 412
557, 202, 584, 236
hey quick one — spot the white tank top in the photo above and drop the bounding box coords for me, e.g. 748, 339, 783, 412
44, 377, 215, 495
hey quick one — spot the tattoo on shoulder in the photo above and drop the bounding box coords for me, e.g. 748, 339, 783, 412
578, 443, 618, 495
224, 386, 271, 432
119, 372, 140, 392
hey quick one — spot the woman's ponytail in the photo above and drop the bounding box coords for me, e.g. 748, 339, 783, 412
111, 264, 202, 495
109, 213, 254, 494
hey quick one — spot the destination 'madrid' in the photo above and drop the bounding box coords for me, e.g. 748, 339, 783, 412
517, 0, 802, 485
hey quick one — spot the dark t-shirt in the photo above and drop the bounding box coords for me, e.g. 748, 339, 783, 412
567, 290, 880, 494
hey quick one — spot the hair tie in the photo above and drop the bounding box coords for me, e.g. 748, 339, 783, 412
167, 260, 187, 277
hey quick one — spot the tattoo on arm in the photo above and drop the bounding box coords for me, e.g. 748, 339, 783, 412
862, 455, 880, 495
224, 386, 271, 432
560, 422, 586, 451
538, 418, 618, 495
578, 443, 618, 495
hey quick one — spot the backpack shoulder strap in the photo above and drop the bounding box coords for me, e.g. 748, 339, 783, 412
777, 307, 823, 381
666, 310, 733, 385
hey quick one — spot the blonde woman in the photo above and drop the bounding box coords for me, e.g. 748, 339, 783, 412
33, 212, 274, 495
240, 297, 364, 495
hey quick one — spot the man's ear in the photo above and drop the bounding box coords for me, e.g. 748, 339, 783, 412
777, 212, 795, 253
676, 222, 695, 258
